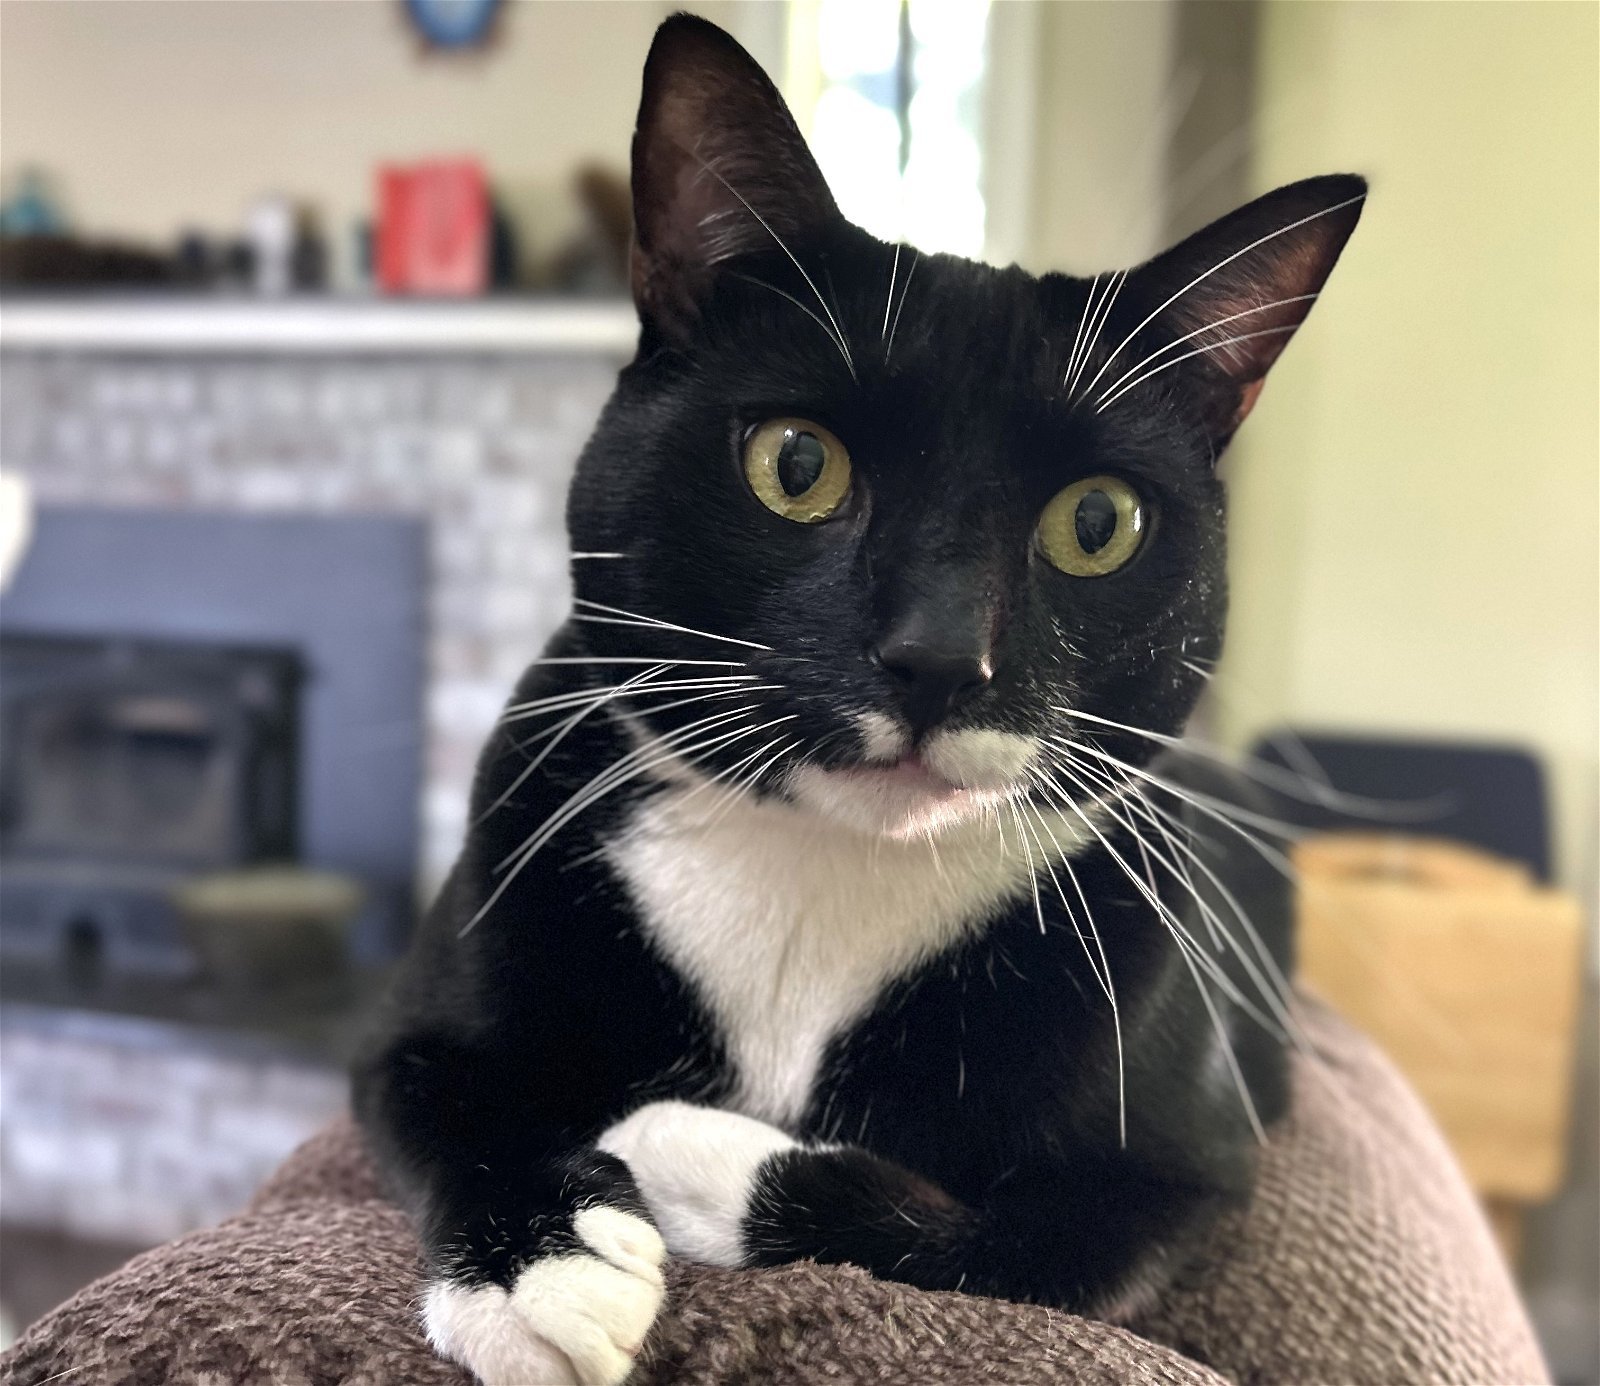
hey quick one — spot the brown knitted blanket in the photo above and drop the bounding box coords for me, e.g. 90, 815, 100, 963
3, 998, 1547, 1385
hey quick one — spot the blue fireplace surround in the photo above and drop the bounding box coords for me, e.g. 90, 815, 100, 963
1, 505, 426, 978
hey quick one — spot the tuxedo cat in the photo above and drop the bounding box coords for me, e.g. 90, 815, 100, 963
354, 14, 1364, 1385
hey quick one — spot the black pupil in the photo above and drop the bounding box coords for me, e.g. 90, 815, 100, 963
1074, 490, 1119, 553
776, 431, 826, 497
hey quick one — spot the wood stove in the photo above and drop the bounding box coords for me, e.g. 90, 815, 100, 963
0, 504, 425, 1022
1, 633, 301, 984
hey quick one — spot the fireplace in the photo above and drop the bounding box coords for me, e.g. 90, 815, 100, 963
0, 328, 615, 1271
1, 632, 302, 985
0, 505, 425, 1023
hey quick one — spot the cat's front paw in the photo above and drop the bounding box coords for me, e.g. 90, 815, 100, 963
423, 1206, 665, 1386
598, 1100, 800, 1267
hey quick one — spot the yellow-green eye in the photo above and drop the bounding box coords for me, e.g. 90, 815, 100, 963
743, 418, 852, 523
1037, 475, 1147, 576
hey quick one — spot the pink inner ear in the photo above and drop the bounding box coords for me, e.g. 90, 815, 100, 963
1122, 175, 1366, 411
1233, 377, 1267, 428
1165, 277, 1325, 389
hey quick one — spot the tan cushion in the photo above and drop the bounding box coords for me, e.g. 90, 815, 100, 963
2, 997, 1547, 1385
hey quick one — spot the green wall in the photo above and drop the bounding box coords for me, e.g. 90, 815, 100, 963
1220, 0, 1598, 897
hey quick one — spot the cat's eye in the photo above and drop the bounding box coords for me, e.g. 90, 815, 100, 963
743, 418, 852, 524
1036, 476, 1147, 576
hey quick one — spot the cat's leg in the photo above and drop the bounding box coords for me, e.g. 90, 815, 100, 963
597, 1101, 807, 1267
418, 1156, 666, 1386
358, 1039, 666, 1386
600, 1100, 1237, 1318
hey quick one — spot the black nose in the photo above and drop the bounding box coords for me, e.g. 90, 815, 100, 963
873, 623, 993, 735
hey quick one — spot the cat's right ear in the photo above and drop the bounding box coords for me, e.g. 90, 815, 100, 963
1110, 174, 1365, 434
630, 14, 841, 340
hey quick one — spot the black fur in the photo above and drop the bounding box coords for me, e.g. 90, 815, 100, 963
355, 10, 1363, 1355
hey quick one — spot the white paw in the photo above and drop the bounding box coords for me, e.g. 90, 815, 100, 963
598, 1100, 799, 1267
423, 1207, 665, 1386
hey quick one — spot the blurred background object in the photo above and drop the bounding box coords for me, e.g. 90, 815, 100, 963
0, 168, 67, 240
0, 472, 34, 592
0, 1, 1594, 1376
402, 0, 504, 53
376, 161, 490, 295
1293, 829, 1583, 1264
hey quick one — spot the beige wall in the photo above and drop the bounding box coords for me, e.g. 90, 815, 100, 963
1015, 0, 1179, 274
1218, 1, 1599, 897
0, 0, 779, 257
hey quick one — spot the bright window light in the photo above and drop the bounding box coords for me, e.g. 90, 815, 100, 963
788, 0, 990, 258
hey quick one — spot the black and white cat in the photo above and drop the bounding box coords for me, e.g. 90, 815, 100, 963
354, 15, 1364, 1386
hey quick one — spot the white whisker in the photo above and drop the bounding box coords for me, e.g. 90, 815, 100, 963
479, 662, 674, 823
572, 597, 773, 652
462, 707, 795, 936
520, 656, 749, 669
1120, 779, 1310, 1053
701, 732, 804, 828
733, 273, 856, 378
1062, 272, 1105, 391
500, 674, 756, 724
1008, 800, 1047, 937
688, 148, 856, 380
1045, 746, 1307, 1049
1054, 704, 1433, 820
881, 242, 902, 340
1043, 755, 1280, 1133
1066, 269, 1128, 400
1078, 190, 1366, 403
1092, 293, 1319, 406
1058, 749, 1305, 1049
1179, 936, 1266, 1142
492, 704, 756, 875
486, 681, 781, 825
1037, 759, 1276, 1136
885, 250, 921, 362
1031, 759, 1282, 1035
1053, 731, 1307, 847
1019, 800, 1127, 1147
1096, 326, 1299, 412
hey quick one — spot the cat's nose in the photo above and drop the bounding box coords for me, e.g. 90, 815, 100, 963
873, 619, 993, 735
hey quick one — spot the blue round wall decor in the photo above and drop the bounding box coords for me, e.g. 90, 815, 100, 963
403, 0, 503, 50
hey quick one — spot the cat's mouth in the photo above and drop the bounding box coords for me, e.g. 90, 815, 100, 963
838, 751, 963, 797
785, 724, 1038, 838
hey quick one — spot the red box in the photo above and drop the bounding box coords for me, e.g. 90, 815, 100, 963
376, 160, 489, 296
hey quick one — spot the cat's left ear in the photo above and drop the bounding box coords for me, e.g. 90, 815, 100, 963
630, 15, 841, 340
1120, 173, 1366, 432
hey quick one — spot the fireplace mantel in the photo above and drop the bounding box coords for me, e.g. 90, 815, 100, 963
0, 295, 639, 355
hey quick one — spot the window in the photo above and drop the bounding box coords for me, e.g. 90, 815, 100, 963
785, 0, 991, 259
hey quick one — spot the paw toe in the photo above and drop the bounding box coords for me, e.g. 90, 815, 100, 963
424, 1246, 663, 1386
514, 1253, 663, 1383
573, 1205, 666, 1285
424, 1280, 580, 1385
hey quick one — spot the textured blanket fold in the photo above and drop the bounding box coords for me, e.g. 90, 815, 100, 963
3, 998, 1547, 1385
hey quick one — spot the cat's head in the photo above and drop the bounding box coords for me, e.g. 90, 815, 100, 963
567, 14, 1363, 839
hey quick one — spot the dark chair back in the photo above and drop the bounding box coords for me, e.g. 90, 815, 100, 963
1246, 732, 1551, 882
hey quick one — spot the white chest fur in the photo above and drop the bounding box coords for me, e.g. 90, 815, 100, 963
605, 787, 1082, 1127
